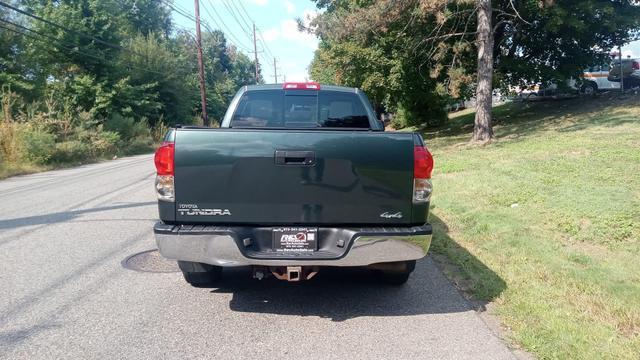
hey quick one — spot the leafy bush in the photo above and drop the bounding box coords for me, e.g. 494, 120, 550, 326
104, 113, 154, 154
124, 136, 155, 154
1, 86, 159, 178
390, 107, 409, 129
104, 113, 151, 141
0, 87, 21, 163
18, 127, 56, 165
152, 120, 169, 142
82, 129, 120, 157
59, 122, 120, 160
0, 121, 21, 163
50, 141, 92, 164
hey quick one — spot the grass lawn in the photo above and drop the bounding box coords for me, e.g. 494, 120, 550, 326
424, 94, 640, 359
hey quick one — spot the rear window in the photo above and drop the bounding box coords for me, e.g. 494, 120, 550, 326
231, 90, 371, 129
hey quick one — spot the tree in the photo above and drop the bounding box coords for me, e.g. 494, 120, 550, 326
117, 33, 193, 124
474, 0, 494, 142
1, 0, 260, 126
308, 1, 458, 128
116, 0, 173, 39
308, 0, 640, 140
0, 0, 262, 171
0, 2, 36, 96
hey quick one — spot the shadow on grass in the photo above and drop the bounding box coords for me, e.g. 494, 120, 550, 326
428, 213, 506, 309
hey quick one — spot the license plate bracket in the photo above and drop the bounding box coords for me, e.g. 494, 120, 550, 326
272, 227, 318, 253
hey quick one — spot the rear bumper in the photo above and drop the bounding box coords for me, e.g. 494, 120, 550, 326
154, 222, 432, 267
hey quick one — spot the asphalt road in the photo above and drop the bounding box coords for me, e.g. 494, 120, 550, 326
1, 155, 517, 359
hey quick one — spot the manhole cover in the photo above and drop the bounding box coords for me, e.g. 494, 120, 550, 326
122, 249, 179, 273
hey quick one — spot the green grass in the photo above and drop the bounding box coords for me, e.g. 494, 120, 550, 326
0, 161, 48, 179
0, 143, 157, 180
425, 94, 640, 359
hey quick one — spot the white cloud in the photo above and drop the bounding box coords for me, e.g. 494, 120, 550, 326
261, 10, 319, 50
280, 20, 303, 39
284, 0, 295, 14
262, 28, 279, 42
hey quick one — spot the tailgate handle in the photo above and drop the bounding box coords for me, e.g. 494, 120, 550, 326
275, 150, 315, 165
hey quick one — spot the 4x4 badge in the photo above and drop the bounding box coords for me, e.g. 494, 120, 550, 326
380, 212, 402, 219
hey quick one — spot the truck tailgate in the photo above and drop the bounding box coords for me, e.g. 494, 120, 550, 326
173, 129, 415, 225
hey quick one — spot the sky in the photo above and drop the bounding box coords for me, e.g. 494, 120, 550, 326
173, 0, 320, 83
171, 0, 640, 84
622, 41, 640, 59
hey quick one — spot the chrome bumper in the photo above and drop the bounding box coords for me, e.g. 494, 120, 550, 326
154, 223, 432, 267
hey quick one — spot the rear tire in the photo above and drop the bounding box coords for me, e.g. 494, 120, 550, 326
178, 261, 222, 287
378, 260, 416, 286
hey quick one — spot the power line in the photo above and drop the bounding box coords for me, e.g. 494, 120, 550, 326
0, 1, 143, 57
160, 0, 251, 54
159, 0, 196, 21
0, 21, 170, 76
232, 1, 275, 58
152, 0, 268, 76
163, 0, 205, 31
236, 1, 273, 56
256, 28, 276, 59
160, 0, 212, 33
115, 0, 191, 39
219, 0, 253, 42
236, 1, 255, 26
228, 1, 276, 63
169, 0, 195, 16
0, 16, 197, 77
200, 0, 252, 51
224, 0, 253, 34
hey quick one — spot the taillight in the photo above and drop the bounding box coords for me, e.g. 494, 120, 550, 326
154, 141, 174, 175
154, 141, 175, 202
414, 146, 433, 179
633, 61, 639, 70
413, 146, 433, 203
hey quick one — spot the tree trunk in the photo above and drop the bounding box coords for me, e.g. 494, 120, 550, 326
472, 0, 494, 143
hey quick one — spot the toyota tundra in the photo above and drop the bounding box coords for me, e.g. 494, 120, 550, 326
153, 82, 434, 286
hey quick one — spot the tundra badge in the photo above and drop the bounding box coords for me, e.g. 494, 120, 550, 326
178, 204, 231, 216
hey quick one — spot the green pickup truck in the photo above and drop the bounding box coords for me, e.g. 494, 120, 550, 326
153, 83, 433, 286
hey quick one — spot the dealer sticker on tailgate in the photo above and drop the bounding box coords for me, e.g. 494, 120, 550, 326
272, 227, 318, 253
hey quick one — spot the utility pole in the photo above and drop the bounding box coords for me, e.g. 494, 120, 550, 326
252, 23, 259, 84
194, 0, 208, 126
273, 57, 278, 83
